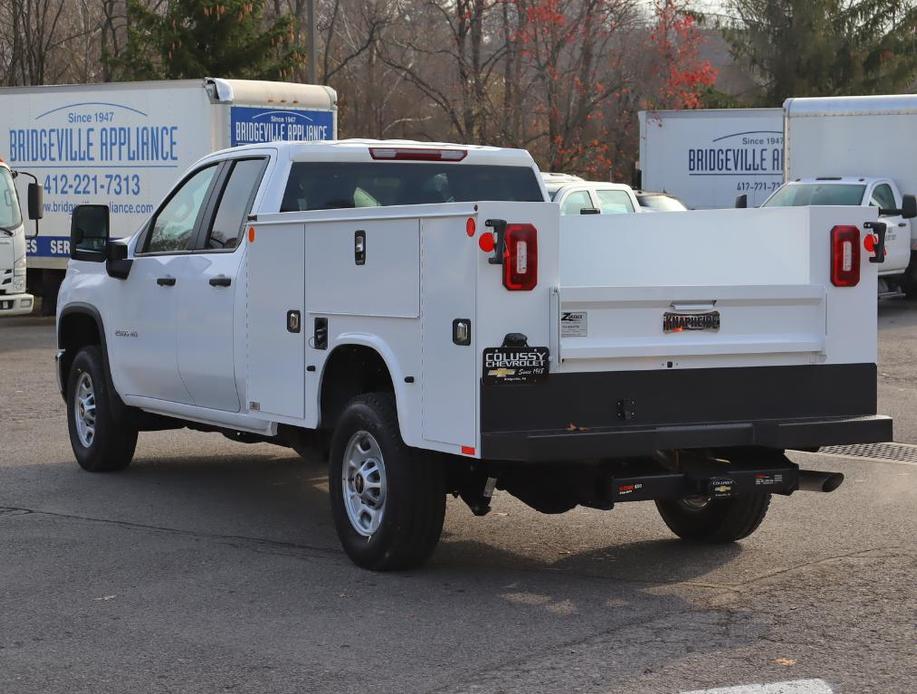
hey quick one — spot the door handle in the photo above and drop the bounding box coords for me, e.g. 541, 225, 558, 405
898, 222, 908, 227
156, 276, 176, 286
209, 275, 232, 287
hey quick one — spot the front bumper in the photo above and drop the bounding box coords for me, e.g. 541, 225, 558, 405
0, 292, 34, 316
480, 363, 891, 462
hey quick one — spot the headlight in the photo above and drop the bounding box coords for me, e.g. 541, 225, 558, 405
14, 255, 26, 275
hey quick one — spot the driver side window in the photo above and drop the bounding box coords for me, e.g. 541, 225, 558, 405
145, 165, 218, 253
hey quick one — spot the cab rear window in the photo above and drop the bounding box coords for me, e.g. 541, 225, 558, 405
281, 162, 543, 212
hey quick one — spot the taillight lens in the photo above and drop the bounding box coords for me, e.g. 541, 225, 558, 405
503, 223, 537, 290
831, 225, 860, 287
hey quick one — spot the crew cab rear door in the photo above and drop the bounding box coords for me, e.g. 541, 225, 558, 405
173, 155, 269, 412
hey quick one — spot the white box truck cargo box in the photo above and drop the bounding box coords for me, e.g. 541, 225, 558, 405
784, 95, 917, 191
0, 77, 336, 307
639, 108, 784, 209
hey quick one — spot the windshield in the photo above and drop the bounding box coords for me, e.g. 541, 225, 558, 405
637, 194, 686, 212
0, 167, 22, 230
763, 183, 866, 207
282, 162, 544, 211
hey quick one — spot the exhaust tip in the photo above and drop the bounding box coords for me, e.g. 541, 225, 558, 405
821, 472, 845, 493
798, 470, 845, 493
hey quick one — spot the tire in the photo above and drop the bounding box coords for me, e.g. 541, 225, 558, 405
655, 492, 771, 543
902, 253, 917, 299
328, 393, 445, 570
66, 345, 138, 472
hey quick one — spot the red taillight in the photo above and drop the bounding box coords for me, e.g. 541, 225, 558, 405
503, 223, 537, 291
831, 225, 860, 287
369, 147, 467, 162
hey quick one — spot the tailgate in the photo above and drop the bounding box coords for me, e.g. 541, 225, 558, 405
555, 206, 877, 371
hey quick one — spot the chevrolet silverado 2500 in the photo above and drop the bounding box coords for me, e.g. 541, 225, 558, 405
56, 139, 892, 570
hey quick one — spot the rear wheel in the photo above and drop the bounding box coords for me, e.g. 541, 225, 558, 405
328, 393, 445, 570
66, 345, 138, 472
655, 492, 771, 543
902, 253, 917, 299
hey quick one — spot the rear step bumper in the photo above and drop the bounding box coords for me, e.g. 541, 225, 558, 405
482, 414, 893, 462
609, 463, 843, 502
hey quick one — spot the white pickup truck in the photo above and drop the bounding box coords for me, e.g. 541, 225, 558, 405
56, 140, 891, 570
0, 160, 40, 316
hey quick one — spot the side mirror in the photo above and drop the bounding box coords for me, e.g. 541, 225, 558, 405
901, 194, 916, 220
70, 204, 110, 262
580, 207, 600, 215
27, 183, 43, 220
735, 194, 748, 208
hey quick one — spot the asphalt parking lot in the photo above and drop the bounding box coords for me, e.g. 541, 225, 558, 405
1, 303, 915, 694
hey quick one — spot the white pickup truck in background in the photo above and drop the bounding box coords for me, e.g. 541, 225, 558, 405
0, 160, 40, 316
769, 95, 917, 297
55, 140, 891, 571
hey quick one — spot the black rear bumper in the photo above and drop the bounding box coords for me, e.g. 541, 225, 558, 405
480, 364, 892, 462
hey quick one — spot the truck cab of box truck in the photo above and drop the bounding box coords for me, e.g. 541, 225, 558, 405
0, 160, 40, 316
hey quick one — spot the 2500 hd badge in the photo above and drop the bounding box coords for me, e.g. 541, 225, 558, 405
482, 346, 550, 385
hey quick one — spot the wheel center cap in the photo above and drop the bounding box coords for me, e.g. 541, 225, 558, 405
354, 473, 365, 493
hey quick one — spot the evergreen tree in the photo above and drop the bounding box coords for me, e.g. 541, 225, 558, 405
723, 0, 917, 104
110, 0, 300, 81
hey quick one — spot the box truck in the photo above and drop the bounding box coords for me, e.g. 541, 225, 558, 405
766, 95, 917, 296
0, 77, 337, 312
638, 108, 784, 209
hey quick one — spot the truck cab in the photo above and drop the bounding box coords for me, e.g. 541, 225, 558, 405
761, 177, 917, 295
0, 161, 37, 316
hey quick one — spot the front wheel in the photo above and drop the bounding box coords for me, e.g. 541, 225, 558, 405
655, 492, 771, 543
328, 393, 445, 570
66, 345, 138, 472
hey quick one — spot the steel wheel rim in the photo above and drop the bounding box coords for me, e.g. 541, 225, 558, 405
342, 430, 387, 537
74, 371, 97, 448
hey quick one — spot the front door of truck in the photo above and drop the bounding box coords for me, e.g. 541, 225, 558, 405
110, 163, 221, 403
174, 157, 268, 412
869, 182, 910, 274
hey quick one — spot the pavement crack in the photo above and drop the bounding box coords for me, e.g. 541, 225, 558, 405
720, 546, 908, 590
1, 505, 341, 559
